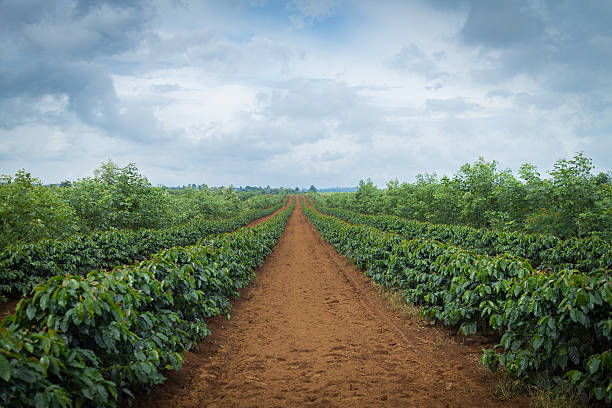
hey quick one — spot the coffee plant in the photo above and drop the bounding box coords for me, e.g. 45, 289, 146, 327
303, 205, 611, 404
0, 202, 293, 407
0, 201, 286, 303
314, 201, 612, 273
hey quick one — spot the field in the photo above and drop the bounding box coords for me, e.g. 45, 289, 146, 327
1, 194, 610, 407
130, 196, 526, 407
4, 1, 612, 406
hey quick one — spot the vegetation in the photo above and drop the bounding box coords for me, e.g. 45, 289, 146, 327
311, 204, 612, 273
315, 154, 612, 240
0, 171, 77, 249
303, 205, 611, 405
0, 160, 287, 249
1, 152, 610, 406
0, 200, 286, 303
0, 203, 293, 407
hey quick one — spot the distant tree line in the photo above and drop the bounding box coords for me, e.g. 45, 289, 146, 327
167, 184, 295, 195
0, 160, 285, 249
317, 187, 358, 193
315, 153, 612, 240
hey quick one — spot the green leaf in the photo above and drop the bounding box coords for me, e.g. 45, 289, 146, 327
34, 392, 48, 408
40, 293, 49, 310
588, 357, 601, 374
26, 304, 36, 320
593, 386, 605, 400
15, 366, 36, 383
569, 307, 576, 322
575, 290, 588, 307
42, 336, 51, 354
0, 354, 11, 381
602, 286, 612, 305
532, 336, 544, 350
38, 357, 50, 373
566, 370, 582, 383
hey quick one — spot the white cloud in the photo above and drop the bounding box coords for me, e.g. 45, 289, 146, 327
0, 0, 611, 187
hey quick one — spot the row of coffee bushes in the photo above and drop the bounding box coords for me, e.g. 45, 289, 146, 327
0, 203, 292, 407
303, 205, 611, 404
0, 198, 288, 302
312, 200, 612, 273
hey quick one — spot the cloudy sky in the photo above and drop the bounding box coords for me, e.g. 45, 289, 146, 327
1, 0, 611, 187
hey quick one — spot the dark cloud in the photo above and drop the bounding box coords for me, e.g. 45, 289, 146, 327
0, 0, 58, 34
445, 0, 612, 97
0, 61, 117, 126
0, 0, 164, 141
460, 0, 545, 47
1, 0, 153, 59
0, 59, 171, 143
73, 0, 147, 16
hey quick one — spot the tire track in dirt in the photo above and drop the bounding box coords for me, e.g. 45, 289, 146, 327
131, 196, 526, 408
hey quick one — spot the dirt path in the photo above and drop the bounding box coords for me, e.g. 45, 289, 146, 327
245, 195, 293, 227
132, 197, 526, 408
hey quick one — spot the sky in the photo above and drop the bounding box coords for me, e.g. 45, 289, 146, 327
1, 0, 611, 187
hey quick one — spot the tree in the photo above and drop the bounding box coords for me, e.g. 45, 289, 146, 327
454, 158, 500, 228
355, 179, 383, 214
308, 185, 317, 193
594, 172, 610, 185
316, 153, 610, 239
0, 170, 77, 248
548, 152, 596, 237
62, 160, 168, 232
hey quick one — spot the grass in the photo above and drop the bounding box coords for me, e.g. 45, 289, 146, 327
489, 371, 528, 401
485, 367, 586, 408
528, 387, 586, 408
373, 284, 420, 320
